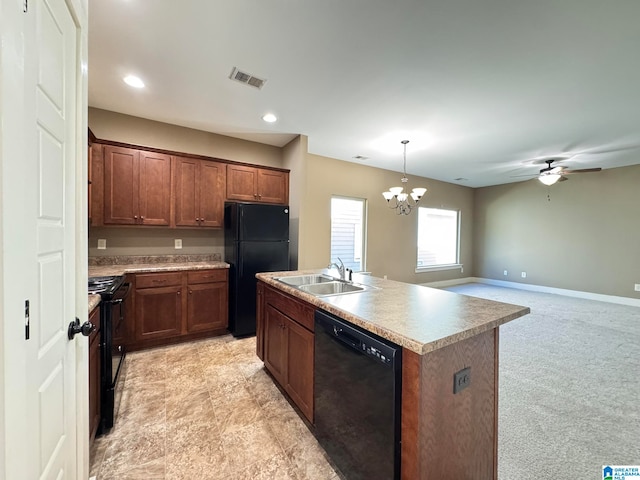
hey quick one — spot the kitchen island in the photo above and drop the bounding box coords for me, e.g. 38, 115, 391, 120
256, 270, 530, 480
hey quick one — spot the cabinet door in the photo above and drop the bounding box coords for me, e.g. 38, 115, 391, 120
173, 156, 200, 227
226, 164, 258, 201
88, 307, 101, 441
199, 161, 225, 227
138, 150, 171, 225
135, 285, 183, 341
187, 282, 228, 333
103, 145, 139, 224
263, 304, 287, 385
257, 169, 288, 204
286, 317, 314, 422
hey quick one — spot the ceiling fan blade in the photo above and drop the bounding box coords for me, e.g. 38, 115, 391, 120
562, 167, 602, 174
558, 175, 569, 182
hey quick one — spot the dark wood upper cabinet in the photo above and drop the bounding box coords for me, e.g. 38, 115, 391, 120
227, 164, 288, 205
257, 168, 288, 204
173, 156, 225, 228
103, 145, 170, 226
138, 150, 172, 225
89, 136, 289, 228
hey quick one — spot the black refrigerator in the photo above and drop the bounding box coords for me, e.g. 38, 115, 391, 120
224, 202, 290, 337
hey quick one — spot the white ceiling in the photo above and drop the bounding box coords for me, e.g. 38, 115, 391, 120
88, 0, 640, 188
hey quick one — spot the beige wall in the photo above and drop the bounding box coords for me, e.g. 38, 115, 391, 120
474, 163, 640, 298
89, 107, 283, 168
282, 135, 309, 270
299, 154, 474, 284
88, 227, 223, 258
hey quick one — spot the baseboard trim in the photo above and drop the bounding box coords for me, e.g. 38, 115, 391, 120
420, 277, 476, 288
429, 277, 640, 308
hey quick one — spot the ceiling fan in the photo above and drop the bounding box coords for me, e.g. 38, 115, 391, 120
536, 158, 602, 185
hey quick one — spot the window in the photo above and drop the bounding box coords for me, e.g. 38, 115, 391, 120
417, 207, 460, 270
330, 197, 366, 272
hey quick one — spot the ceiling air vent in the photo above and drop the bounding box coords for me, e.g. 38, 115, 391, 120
229, 67, 267, 89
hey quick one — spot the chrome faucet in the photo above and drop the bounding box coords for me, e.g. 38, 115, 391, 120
328, 257, 346, 281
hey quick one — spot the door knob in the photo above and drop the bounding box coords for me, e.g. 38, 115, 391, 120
68, 317, 95, 340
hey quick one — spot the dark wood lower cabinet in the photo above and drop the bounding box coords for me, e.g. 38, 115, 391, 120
284, 317, 314, 421
88, 306, 101, 443
264, 304, 288, 385
259, 283, 314, 423
129, 269, 229, 351
135, 285, 183, 341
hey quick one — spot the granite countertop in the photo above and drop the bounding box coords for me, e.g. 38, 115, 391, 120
257, 270, 530, 355
88, 254, 229, 277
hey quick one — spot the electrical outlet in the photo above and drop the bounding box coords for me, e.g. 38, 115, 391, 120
174, 239, 182, 249
521, 272, 527, 278
460, 266, 464, 273
454, 367, 471, 394
635, 284, 640, 292
383, 275, 387, 280
503, 270, 508, 276
97, 239, 106, 250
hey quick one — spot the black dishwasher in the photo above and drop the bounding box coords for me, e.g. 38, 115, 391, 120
314, 309, 402, 480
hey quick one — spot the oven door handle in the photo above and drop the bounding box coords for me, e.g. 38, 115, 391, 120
110, 282, 131, 304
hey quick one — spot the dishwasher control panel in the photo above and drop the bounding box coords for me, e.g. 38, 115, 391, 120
363, 344, 393, 364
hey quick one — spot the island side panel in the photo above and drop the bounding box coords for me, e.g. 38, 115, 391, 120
405, 328, 498, 480
401, 349, 421, 480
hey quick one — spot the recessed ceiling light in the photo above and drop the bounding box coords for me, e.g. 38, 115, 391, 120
262, 113, 277, 123
123, 75, 145, 88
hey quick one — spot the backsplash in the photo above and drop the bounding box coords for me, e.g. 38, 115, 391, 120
88, 253, 221, 266
88, 227, 224, 257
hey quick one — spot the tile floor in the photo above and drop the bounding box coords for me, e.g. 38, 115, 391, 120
90, 335, 342, 479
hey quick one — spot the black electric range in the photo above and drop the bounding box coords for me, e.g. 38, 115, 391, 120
88, 275, 130, 432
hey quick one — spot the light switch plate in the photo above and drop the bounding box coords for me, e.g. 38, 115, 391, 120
97, 239, 106, 250
174, 239, 182, 249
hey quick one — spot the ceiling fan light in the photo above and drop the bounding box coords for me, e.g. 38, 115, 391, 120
389, 187, 404, 195
538, 173, 561, 186
397, 192, 408, 202
382, 191, 395, 201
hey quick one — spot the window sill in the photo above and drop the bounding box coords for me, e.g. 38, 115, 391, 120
415, 264, 463, 273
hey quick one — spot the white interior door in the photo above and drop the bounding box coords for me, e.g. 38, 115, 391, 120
24, 0, 79, 477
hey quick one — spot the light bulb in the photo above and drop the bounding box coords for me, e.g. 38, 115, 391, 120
538, 174, 561, 186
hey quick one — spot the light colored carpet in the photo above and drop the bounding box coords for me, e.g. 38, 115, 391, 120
444, 283, 640, 480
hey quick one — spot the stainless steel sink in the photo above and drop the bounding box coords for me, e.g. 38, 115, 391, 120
276, 274, 336, 286
298, 281, 366, 296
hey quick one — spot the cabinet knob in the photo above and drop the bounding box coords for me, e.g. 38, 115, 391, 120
254, 194, 258, 198
258, 195, 262, 199
141, 216, 144, 220
134, 215, 138, 219
189, 290, 193, 294
177, 291, 181, 295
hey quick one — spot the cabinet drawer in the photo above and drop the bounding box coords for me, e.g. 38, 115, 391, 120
187, 269, 227, 284
265, 286, 314, 332
135, 272, 182, 289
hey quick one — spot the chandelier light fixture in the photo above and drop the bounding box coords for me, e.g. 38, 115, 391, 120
382, 140, 427, 215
